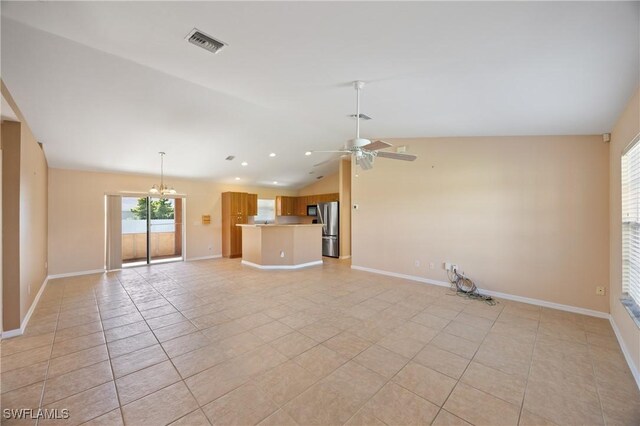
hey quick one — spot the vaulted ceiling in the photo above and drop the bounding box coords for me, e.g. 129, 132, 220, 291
2, 1, 638, 187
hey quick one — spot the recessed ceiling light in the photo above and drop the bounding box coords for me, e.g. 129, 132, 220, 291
241, 161, 248, 166
269, 153, 276, 157
305, 151, 312, 156
234, 177, 240, 181
273, 181, 278, 185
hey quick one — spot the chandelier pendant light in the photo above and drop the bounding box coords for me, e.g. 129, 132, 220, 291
149, 152, 176, 195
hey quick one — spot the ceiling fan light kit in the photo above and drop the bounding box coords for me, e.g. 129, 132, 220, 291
309, 80, 417, 171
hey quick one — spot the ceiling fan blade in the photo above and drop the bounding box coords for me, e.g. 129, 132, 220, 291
361, 140, 393, 151
376, 151, 417, 161
310, 150, 351, 153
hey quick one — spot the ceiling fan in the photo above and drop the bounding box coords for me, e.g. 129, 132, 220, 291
309, 81, 417, 170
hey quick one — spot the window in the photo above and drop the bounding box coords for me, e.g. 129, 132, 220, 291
254, 199, 276, 223
621, 136, 640, 306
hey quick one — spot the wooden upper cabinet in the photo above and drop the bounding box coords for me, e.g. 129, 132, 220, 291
275, 193, 340, 216
296, 196, 308, 216
276, 196, 296, 216
228, 192, 244, 215
247, 193, 258, 216
310, 192, 340, 204
223, 191, 258, 216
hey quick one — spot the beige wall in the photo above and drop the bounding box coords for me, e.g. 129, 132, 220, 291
352, 135, 610, 313
19, 122, 48, 323
297, 172, 339, 196
1, 81, 48, 332
48, 168, 296, 275
609, 89, 640, 376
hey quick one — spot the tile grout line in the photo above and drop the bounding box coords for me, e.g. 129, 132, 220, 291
422, 300, 504, 426
585, 326, 608, 426
513, 307, 541, 426
34, 288, 63, 426
118, 266, 216, 424
338, 296, 488, 426
95, 273, 127, 426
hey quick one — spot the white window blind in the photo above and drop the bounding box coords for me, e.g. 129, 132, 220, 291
622, 137, 640, 306
254, 199, 275, 224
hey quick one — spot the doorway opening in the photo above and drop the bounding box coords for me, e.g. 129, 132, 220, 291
121, 196, 183, 266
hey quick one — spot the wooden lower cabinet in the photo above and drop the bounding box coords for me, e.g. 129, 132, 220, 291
222, 214, 246, 258
222, 191, 256, 258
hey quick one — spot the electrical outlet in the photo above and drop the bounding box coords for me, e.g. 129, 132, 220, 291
208, 245, 212, 251
444, 262, 452, 271
414, 260, 420, 267
280, 251, 285, 258
596, 286, 606, 296
429, 262, 434, 270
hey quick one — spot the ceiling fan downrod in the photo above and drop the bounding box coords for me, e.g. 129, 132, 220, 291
354, 80, 365, 140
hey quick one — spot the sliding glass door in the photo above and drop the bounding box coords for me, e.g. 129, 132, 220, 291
149, 197, 183, 263
121, 196, 183, 266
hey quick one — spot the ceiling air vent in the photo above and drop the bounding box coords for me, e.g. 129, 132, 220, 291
225, 155, 235, 161
186, 29, 226, 54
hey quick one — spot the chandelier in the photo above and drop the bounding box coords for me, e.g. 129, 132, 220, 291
149, 152, 176, 195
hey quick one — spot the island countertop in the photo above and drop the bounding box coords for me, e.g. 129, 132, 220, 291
237, 224, 323, 227
238, 223, 323, 269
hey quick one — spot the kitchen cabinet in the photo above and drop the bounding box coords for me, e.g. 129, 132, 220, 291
296, 196, 308, 216
222, 191, 257, 258
275, 193, 340, 216
321, 193, 340, 202
247, 193, 258, 216
276, 196, 296, 216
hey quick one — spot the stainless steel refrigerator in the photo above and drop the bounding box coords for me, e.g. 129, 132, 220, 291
317, 201, 339, 258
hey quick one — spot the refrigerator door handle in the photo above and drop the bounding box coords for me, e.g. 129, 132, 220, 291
317, 203, 326, 234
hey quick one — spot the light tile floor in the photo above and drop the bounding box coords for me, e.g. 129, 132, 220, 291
1, 258, 639, 425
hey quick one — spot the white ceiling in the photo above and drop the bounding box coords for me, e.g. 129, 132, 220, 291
1, 1, 638, 188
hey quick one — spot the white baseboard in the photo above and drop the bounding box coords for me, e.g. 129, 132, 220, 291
2, 328, 22, 339
187, 254, 222, 262
479, 288, 610, 319
48, 269, 105, 279
351, 265, 451, 288
2, 276, 49, 339
609, 315, 640, 391
242, 260, 323, 270
350, 264, 609, 318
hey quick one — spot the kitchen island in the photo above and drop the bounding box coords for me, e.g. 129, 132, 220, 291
237, 224, 323, 269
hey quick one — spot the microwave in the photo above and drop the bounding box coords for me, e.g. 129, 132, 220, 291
306, 204, 318, 216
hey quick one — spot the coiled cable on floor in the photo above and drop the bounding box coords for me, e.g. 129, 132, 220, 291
447, 268, 496, 306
